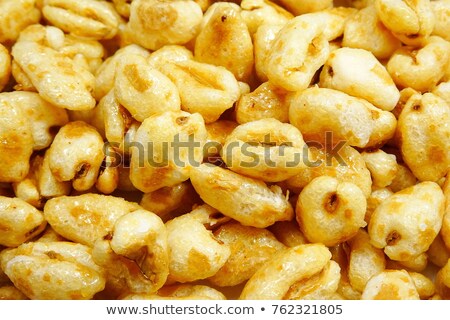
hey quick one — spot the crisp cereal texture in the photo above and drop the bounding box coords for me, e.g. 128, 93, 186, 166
0, 0, 449, 301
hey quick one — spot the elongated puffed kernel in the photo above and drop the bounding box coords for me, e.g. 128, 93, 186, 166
240, 0, 293, 35
236, 82, 290, 124
0, 241, 105, 299
369, 182, 445, 261
240, 244, 331, 299
266, 14, 329, 92
190, 164, 293, 228
43, 194, 141, 246
0, 0, 41, 43
12, 41, 96, 111
253, 23, 284, 82
114, 54, 180, 122
441, 177, 450, 250
387, 37, 450, 92
208, 221, 285, 287
320, 48, 400, 111
289, 87, 396, 148
409, 272, 435, 299
286, 144, 372, 198
195, 3, 253, 82
130, 111, 207, 193
47, 121, 104, 191
128, 0, 203, 51
153, 59, 240, 124
277, 0, 333, 15
0, 44, 11, 92
397, 92, 450, 182
269, 220, 309, 247
0, 91, 68, 150
348, 229, 386, 292
42, 0, 119, 40
361, 270, 419, 300
361, 149, 398, 188
0, 197, 46, 247
296, 176, 367, 246
0, 94, 34, 183
432, 0, 450, 41
343, 5, 401, 60
375, 0, 434, 46
222, 118, 306, 182
166, 205, 230, 283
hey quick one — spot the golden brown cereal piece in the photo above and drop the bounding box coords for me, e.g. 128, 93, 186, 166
12, 171, 42, 209
344, 0, 373, 8
114, 54, 180, 122
369, 182, 445, 261
266, 15, 330, 91
94, 44, 150, 101
240, 0, 293, 35
112, 0, 132, 18
36, 151, 71, 199
0, 0, 41, 43
365, 187, 393, 224
432, 0, 450, 41
130, 111, 207, 193
11, 60, 36, 92
253, 23, 284, 82
108, 210, 169, 292
153, 58, 241, 123
387, 37, 450, 92
277, 0, 333, 15
140, 182, 199, 222
396, 253, 428, 272
236, 82, 290, 124
409, 272, 435, 299
388, 164, 417, 193
343, 5, 401, 60
0, 44, 11, 91
166, 205, 230, 283
347, 229, 386, 292
128, 0, 203, 51
433, 81, 450, 106
222, 118, 306, 182
435, 259, 450, 299
289, 87, 397, 148
190, 164, 293, 228
44, 194, 140, 246
205, 120, 238, 147
320, 48, 400, 111
296, 176, 367, 246
269, 220, 309, 247
0, 241, 105, 299
0, 91, 68, 150
375, 0, 434, 46
42, 0, 119, 40
124, 284, 226, 300
0, 197, 46, 247
361, 149, 398, 188
0, 95, 34, 183
12, 41, 96, 110
441, 176, 450, 250
361, 270, 419, 300
427, 234, 450, 268
47, 121, 104, 191
284, 260, 341, 300
195, 3, 253, 82
95, 147, 119, 195
0, 286, 28, 300
286, 144, 372, 198
240, 244, 332, 299
396, 92, 450, 182
209, 221, 285, 287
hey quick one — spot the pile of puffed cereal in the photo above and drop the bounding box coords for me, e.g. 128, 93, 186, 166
0, 0, 449, 300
